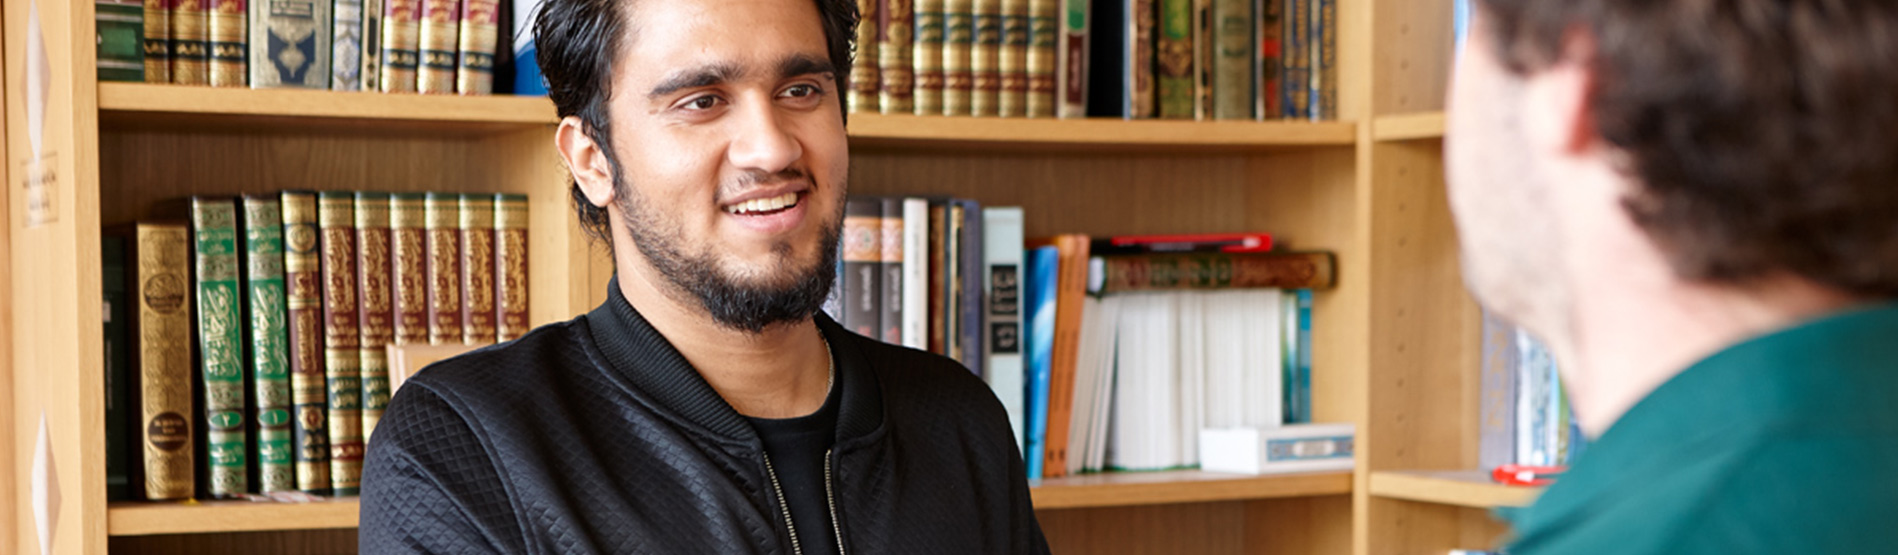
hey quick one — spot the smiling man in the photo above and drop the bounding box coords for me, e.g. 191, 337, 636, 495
357, 0, 1047, 553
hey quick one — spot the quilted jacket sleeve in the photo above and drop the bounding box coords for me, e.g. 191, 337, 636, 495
359, 383, 520, 554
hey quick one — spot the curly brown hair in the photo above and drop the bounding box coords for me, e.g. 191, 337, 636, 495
1478, 0, 1898, 297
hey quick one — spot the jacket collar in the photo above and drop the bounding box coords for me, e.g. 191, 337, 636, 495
586, 277, 885, 445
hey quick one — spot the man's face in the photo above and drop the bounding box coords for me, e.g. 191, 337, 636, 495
605, 0, 849, 332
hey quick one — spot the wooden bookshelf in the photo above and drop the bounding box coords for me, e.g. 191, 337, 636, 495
1372, 111, 1447, 141
1031, 470, 1353, 510
108, 500, 361, 536
1369, 470, 1540, 509
97, 83, 556, 130
848, 114, 1357, 152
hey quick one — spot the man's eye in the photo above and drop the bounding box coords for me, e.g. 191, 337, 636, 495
683, 95, 722, 110
781, 84, 822, 98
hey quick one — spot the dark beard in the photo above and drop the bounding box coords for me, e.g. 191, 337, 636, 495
613, 170, 841, 334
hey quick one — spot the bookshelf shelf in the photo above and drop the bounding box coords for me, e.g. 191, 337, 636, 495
97, 83, 557, 133
845, 114, 1357, 152
1371, 111, 1447, 142
1367, 470, 1541, 509
1030, 470, 1353, 510
108, 499, 361, 536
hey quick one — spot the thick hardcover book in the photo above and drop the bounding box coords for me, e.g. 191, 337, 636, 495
417, 0, 462, 93
1212, 0, 1253, 119
878, 0, 915, 114
208, 0, 247, 86
1022, 245, 1058, 476
955, 199, 986, 375
1085, 0, 1125, 118
456, 0, 500, 94
391, 193, 429, 344
841, 199, 883, 339
424, 193, 463, 344
1156, 0, 1194, 118
1097, 251, 1335, 292
249, 0, 332, 88
171, 0, 212, 85
495, 194, 531, 341
103, 237, 134, 500
332, 0, 365, 90
98, 1, 147, 82
317, 192, 365, 495
901, 199, 929, 349
1054, 0, 1087, 118
1024, 0, 1058, 117
982, 207, 1025, 451
926, 202, 949, 354
878, 199, 905, 344
997, 0, 1029, 117
380, 0, 422, 92
1255, 0, 1282, 119
1281, 0, 1311, 118
145, 0, 171, 82
131, 223, 195, 500
850, 0, 881, 113
911, 0, 947, 115
459, 194, 499, 344
943, 0, 976, 115
238, 195, 295, 494
191, 198, 251, 498
361, 0, 385, 92
1041, 234, 1088, 478
279, 191, 331, 493
356, 193, 395, 441
1309, 0, 1335, 119
970, 0, 1003, 116
509, 0, 548, 94
1128, 0, 1157, 118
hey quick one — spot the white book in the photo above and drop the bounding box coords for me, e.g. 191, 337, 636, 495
1066, 296, 1108, 475
981, 207, 1026, 451
1242, 290, 1284, 429
1175, 292, 1206, 466
1084, 296, 1123, 472
902, 198, 930, 349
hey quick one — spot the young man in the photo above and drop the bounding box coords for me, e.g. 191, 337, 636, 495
1449, 1, 1898, 553
358, 0, 1048, 552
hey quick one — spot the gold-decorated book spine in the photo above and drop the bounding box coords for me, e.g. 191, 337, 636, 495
459, 194, 498, 344
455, 0, 500, 94
170, 0, 212, 85
240, 194, 296, 494
380, 0, 423, 92
943, 0, 976, 115
425, 193, 464, 344
318, 192, 364, 495
1024, 0, 1057, 117
912, 0, 947, 115
280, 191, 331, 493
997, 0, 1029, 117
878, 0, 916, 114
191, 197, 250, 498
362, 0, 385, 92
417, 0, 461, 94
248, 0, 333, 88
850, 0, 881, 114
392, 193, 430, 344
208, 0, 247, 86
145, 0, 172, 82
132, 224, 195, 500
971, 0, 1003, 116
356, 193, 395, 441
495, 194, 531, 342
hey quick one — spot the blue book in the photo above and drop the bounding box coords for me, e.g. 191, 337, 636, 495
1286, 289, 1313, 424
510, 0, 547, 94
1453, 0, 1472, 54
1023, 245, 1060, 479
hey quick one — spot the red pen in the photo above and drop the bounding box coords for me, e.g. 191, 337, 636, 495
1494, 464, 1567, 487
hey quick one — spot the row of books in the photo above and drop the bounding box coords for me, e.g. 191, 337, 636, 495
1478, 311, 1588, 473
95, 0, 508, 94
845, 0, 1338, 121
104, 192, 530, 502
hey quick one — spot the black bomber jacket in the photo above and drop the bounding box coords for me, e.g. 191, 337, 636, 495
359, 281, 1050, 554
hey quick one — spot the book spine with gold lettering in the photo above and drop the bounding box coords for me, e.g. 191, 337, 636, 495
878, 0, 915, 114
146, 0, 172, 82
362, 0, 385, 92
318, 192, 364, 495
208, 0, 247, 86
971, 0, 1002, 116
239, 194, 295, 494
1130, 0, 1158, 119
356, 193, 395, 442
1157, 0, 1195, 119
943, 0, 975, 115
391, 193, 430, 345
333, 0, 365, 90
425, 193, 463, 344
248, 0, 332, 88
417, 0, 461, 94
495, 194, 530, 342
455, 0, 499, 94
459, 194, 498, 344
1212, 0, 1253, 120
190, 197, 250, 498
997, 0, 1028, 117
1024, 0, 1057, 117
912, 0, 946, 115
131, 223, 195, 500
380, 0, 423, 92
97, 1, 148, 82
1280, 0, 1310, 119
850, 0, 881, 114
171, 0, 212, 85
279, 191, 331, 494
1055, 0, 1088, 119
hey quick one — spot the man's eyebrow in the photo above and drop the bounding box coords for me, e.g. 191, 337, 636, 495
647, 62, 743, 99
778, 55, 837, 80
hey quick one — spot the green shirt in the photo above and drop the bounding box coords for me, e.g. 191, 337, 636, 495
1504, 303, 1898, 554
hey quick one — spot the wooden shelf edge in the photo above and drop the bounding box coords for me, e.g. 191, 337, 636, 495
1372, 112, 1446, 142
108, 499, 361, 536
1367, 470, 1539, 509
1030, 469, 1354, 510
848, 114, 1358, 151
98, 82, 557, 125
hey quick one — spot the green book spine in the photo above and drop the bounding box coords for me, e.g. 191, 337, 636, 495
1025, 0, 1057, 117
944, 0, 976, 115
98, 1, 147, 82
1097, 251, 1334, 292
191, 197, 250, 498
241, 195, 295, 494
1211, 0, 1252, 119
103, 236, 134, 500
1156, 0, 1194, 119
851, 0, 881, 113
997, 0, 1029, 117
145, 0, 171, 82
318, 192, 364, 495
280, 191, 331, 494
1281, 0, 1311, 118
912, 0, 947, 115
356, 193, 395, 442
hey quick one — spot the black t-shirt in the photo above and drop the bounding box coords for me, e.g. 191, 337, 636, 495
745, 376, 843, 555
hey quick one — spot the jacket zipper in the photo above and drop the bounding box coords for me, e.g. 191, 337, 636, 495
762, 454, 805, 555
824, 448, 847, 555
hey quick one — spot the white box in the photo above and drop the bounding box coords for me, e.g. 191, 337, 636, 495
1199, 423, 1356, 474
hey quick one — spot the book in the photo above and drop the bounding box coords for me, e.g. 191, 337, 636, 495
912, 0, 947, 115
357, 193, 395, 442
145, 0, 171, 82
391, 193, 429, 345
1255, 0, 1282, 119
997, 0, 1030, 117
103, 237, 134, 500
1284, 288, 1312, 424
249, 0, 332, 88
971, 0, 1003, 116
841, 199, 883, 339
189, 198, 251, 499
1281, 0, 1310, 118
901, 198, 929, 349
208, 0, 247, 86
172, 0, 213, 85
878, 199, 905, 344
457, 0, 500, 94
1199, 423, 1354, 474
418, 0, 462, 93
509, 0, 546, 94
1022, 245, 1058, 475
279, 191, 331, 493
943, 202, 965, 362
1024, 0, 1058, 117
1309, 0, 1336, 119
362, 0, 385, 92
98, 1, 147, 82
927, 201, 949, 354
1478, 309, 1519, 472
1055, 0, 1087, 118
380, 0, 423, 92
318, 192, 365, 495
130, 224, 195, 500
1040, 234, 1088, 477
1090, 232, 1273, 255
1212, 0, 1253, 119
238, 195, 295, 494
1194, 0, 1213, 119
460, 194, 498, 344
1156, 0, 1194, 118
943, 0, 976, 115
1094, 251, 1334, 293
424, 193, 463, 344
878, 0, 915, 114
1084, 0, 1124, 118
495, 194, 530, 342
333, 0, 366, 90
1128, 0, 1157, 118
982, 207, 1026, 453
954, 199, 986, 375
850, 0, 881, 114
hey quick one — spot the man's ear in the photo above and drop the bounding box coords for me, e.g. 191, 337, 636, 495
1522, 28, 1598, 157
556, 116, 617, 208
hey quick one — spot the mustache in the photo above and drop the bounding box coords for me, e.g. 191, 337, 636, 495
721, 168, 813, 195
